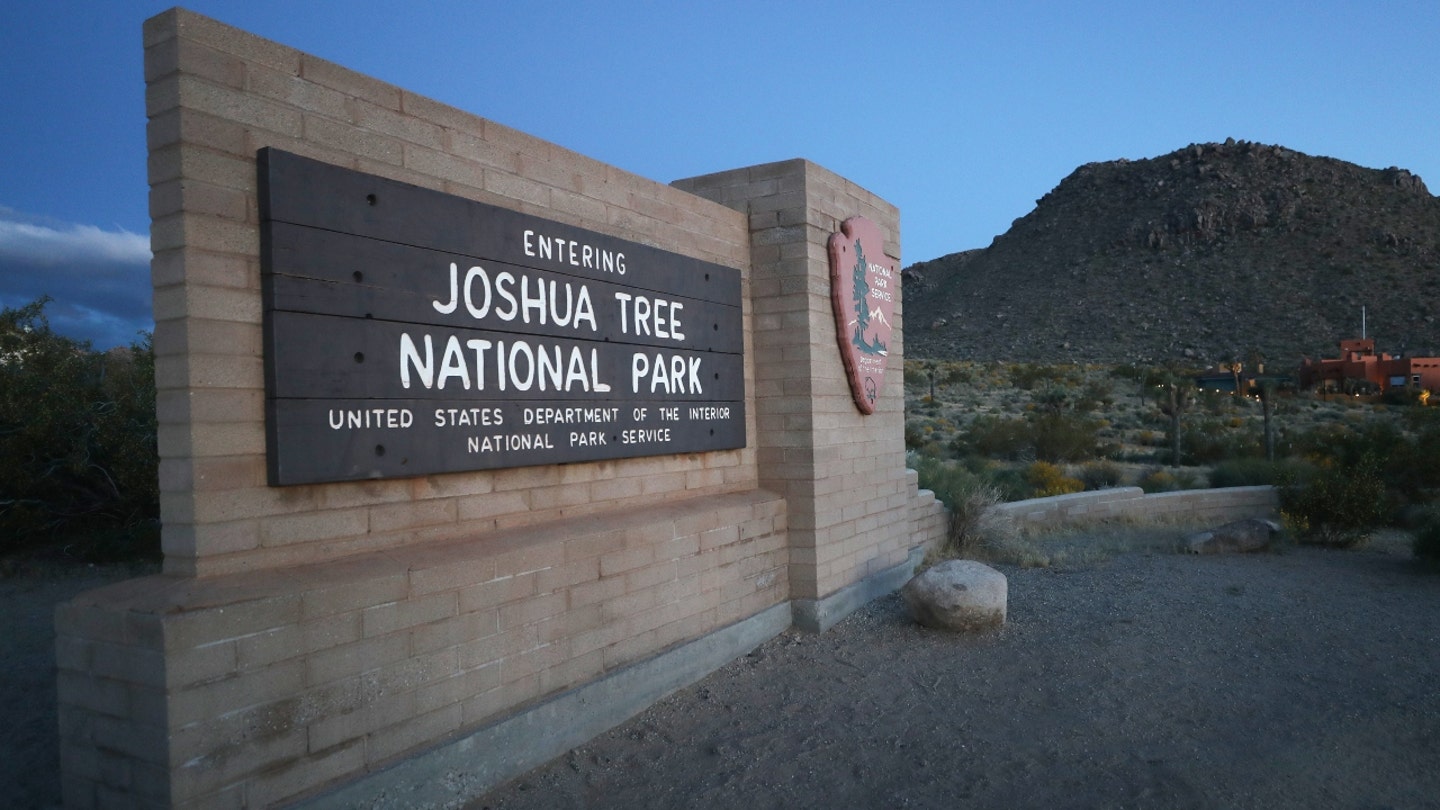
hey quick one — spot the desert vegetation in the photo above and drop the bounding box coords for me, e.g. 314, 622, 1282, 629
0, 298, 159, 563
904, 358, 1440, 561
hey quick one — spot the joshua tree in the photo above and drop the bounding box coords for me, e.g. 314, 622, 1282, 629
1258, 378, 1278, 462
1147, 365, 1194, 468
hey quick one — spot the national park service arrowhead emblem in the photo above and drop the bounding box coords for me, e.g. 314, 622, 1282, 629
827, 216, 895, 415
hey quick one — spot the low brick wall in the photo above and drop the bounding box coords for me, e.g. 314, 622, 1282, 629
56, 491, 787, 807
995, 485, 1279, 527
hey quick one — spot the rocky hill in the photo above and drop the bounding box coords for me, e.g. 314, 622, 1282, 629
903, 139, 1440, 366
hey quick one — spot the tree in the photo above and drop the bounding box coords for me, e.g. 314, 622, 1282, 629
1147, 365, 1195, 468
0, 298, 158, 559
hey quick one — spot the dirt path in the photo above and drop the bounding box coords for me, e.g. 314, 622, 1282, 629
470, 543, 1440, 809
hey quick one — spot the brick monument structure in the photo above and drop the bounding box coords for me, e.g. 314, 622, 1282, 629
54, 8, 946, 807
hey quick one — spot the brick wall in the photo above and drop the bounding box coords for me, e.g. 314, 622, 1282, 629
995, 485, 1280, 525
143, 9, 758, 578
56, 8, 938, 808
675, 161, 918, 612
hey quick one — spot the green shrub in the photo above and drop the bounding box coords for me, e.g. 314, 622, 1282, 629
1209, 458, 1310, 488
1080, 460, 1123, 490
1279, 457, 1389, 548
911, 455, 1018, 556
1030, 412, 1101, 462
0, 299, 159, 561
957, 415, 1031, 460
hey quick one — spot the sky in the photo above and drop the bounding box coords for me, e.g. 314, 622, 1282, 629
2, 1, 1436, 349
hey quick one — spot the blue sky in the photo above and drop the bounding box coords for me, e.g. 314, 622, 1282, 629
2, 1, 1436, 348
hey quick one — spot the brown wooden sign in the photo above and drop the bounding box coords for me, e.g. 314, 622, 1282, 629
827, 217, 895, 414
259, 149, 745, 485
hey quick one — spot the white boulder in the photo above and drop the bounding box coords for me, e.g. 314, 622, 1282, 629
902, 560, 1007, 632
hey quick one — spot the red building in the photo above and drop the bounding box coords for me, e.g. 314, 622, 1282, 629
1299, 338, 1440, 395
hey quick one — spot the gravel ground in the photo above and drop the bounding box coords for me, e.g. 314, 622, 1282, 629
470, 537, 1440, 810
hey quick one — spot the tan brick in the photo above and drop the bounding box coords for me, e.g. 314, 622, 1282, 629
498, 592, 567, 630
409, 610, 498, 656
302, 113, 403, 166
305, 634, 409, 688
236, 613, 361, 670
456, 490, 530, 522
300, 55, 401, 110
599, 545, 653, 578
368, 498, 457, 534
407, 555, 496, 596
366, 704, 463, 765
412, 662, 501, 717
457, 573, 536, 614
247, 62, 350, 120
307, 689, 416, 755
168, 659, 305, 728
361, 592, 457, 637
246, 739, 365, 808
535, 557, 600, 593
261, 508, 369, 546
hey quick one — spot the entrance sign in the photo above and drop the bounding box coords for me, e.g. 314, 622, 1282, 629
259, 149, 745, 485
827, 216, 895, 414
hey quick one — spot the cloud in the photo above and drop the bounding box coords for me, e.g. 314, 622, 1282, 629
0, 207, 152, 349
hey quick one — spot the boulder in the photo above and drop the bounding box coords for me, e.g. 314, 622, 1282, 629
1183, 518, 1281, 554
902, 560, 1007, 632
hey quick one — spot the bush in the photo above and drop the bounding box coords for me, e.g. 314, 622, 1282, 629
1136, 467, 1199, 493
1413, 508, 1440, 563
957, 416, 1031, 460
1209, 458, 1311, 488
1024, 461, 1083, 497
911, 455, 1018, 557
1279, 457, 1389, 548
1080, 460, 1123, 490
1137, 468, 1178, 493
0, 299, 158, 561
1030, 412, 1101, 462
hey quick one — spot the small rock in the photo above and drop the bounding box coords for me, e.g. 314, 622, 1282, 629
902, 560, 1007, 632
1184, 518, 1281, 554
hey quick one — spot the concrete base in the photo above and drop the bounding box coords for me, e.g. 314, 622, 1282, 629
791, 546, 926, 633
296, 601, 793, 809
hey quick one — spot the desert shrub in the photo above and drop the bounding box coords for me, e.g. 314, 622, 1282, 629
1137, 468, 1178, 493
0, 299, 159, 561
1278, 457, 1389, 548
957, 415, 1031, 459
1078, 379, 1115, 411
1030, 412, 1101, 462
1080, 460, 1123, 490
1008, 362, 1082, 391
959, 412, 1099, 463
904, 423, 927, 452
938, 363, 974, 386
911, 455, 1018, 556
1209, 458, 1311, 488
903, 362, 931, 387
1024, 461, 1084, 497
1412, 508, 1440, 563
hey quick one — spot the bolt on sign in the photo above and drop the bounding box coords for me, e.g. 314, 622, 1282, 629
258, 149, 746, 485
827, 216, 895, 414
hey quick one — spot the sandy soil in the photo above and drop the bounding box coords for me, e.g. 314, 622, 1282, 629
6, 539, 1438, 809
471, 539, 1440, 810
